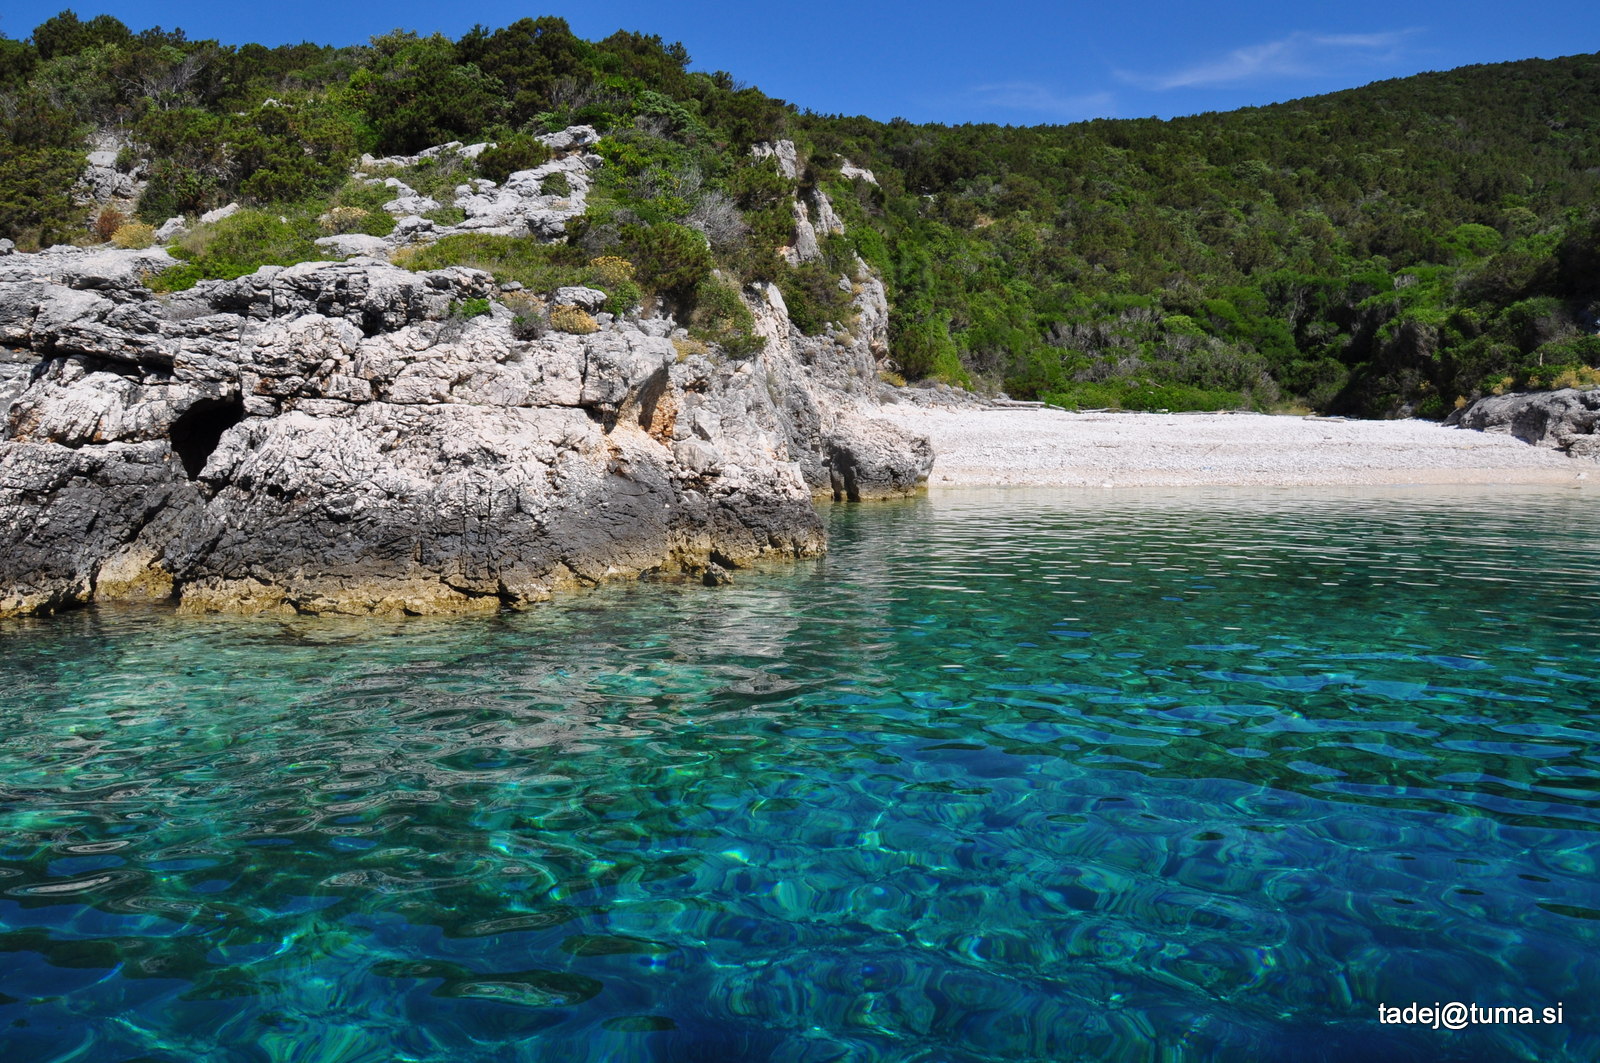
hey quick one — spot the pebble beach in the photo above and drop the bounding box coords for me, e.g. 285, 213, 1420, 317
872, 404, 1594, 488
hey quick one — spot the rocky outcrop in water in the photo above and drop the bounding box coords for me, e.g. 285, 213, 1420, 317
1449, 388, 1600, 459
0, 241, 928, 619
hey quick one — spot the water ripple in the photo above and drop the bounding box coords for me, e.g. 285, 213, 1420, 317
0, 485, 1597, 1061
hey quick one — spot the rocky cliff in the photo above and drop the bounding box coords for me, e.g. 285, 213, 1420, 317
0, 155, 931, 619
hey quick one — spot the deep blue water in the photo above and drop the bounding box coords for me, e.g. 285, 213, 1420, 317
1, 486, 1598, 1062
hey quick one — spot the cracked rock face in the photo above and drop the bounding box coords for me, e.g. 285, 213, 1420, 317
0, 247, 928, 619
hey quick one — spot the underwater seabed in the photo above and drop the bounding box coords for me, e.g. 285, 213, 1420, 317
1, 485, 1598, 1062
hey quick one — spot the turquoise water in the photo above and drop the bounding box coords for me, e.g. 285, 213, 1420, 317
1, 486, 1598, 1062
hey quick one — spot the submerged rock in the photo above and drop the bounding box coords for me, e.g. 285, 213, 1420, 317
0, 247, 928, 619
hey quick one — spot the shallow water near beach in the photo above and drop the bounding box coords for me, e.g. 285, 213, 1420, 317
2, 485, 1598, 1062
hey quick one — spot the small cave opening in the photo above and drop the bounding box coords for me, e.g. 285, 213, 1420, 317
170, 397, 244, 480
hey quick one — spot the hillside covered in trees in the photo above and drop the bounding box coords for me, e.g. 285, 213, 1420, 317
3, 9, 1598, 416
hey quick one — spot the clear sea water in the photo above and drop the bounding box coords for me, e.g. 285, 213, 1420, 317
1, 486, 1598, 1063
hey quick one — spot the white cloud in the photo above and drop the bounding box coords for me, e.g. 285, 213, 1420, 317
1121, 29, 1417, 91
968, 82, 1115, 121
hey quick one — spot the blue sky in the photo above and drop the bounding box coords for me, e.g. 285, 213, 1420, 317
3, 0, 1595, 125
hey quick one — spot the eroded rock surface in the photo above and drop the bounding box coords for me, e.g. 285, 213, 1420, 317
0, 245, 928, 619
1450, 388, 1600, 458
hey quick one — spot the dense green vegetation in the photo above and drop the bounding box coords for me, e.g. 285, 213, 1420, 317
3, 9, 1598, 415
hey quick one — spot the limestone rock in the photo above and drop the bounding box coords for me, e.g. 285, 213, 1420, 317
0, 349, 35, 422
781, 190, 845, 266
553, 286, 608, 312
78, 162, 142, 203
784, 200, 821, 266
0, 136, 933, 621
451, 157, 593, 237
77, 144, 144, 204
1, 254, 906, 619
200, 203, 241, 225
1451, 388, 1600, 457
314, 234, 392, 259
825, 412, 935, 501
751, 140, 800, 179
1, 245, 177, 293
538, 126, 600, 152
839, 161, 878, 185
813, 189, 845, 237
384, 193, 441, 216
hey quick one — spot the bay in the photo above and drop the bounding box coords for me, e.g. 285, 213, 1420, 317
1, 485, 1597, 1062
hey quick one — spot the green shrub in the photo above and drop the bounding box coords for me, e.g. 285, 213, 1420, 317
424, 206, 466, 226
386, 154, 470, 202
625, 221, 714, 299
395, 233, 588, 291
453, 297, 492, 319
330, 178, 394, 215
149, 209, 322, 290
541, 171, 571, 197
1040, 382, 1124, 410
774, 260, 853, 335
0, 90, 91, 245
688, 276, 762, 356
357, 211, 398, 237
601, 280, 643, 317
137, 161, 220, 222
476, 135, 551, 184
1528, 333, 1600, 370
144, 261, 207, 293
891, 314, 966, 383
1042, 380, 1248, 412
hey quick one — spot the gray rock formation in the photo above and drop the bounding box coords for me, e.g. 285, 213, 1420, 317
750, 140, 800, 180
839, 161, 878, 185
1450, 388, 1600, 458
552, 286, 608, 312
330, 128, 600, 257
782, 188, 846, 267
77, 145, 145, 206
826, 412, 935, 501
0, 124, 933, 621
450, 154, 594, 238
0, 244, 929, 620
0, 349, 33, 422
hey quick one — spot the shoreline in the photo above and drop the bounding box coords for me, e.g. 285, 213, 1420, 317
871, 404, 1594, 489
